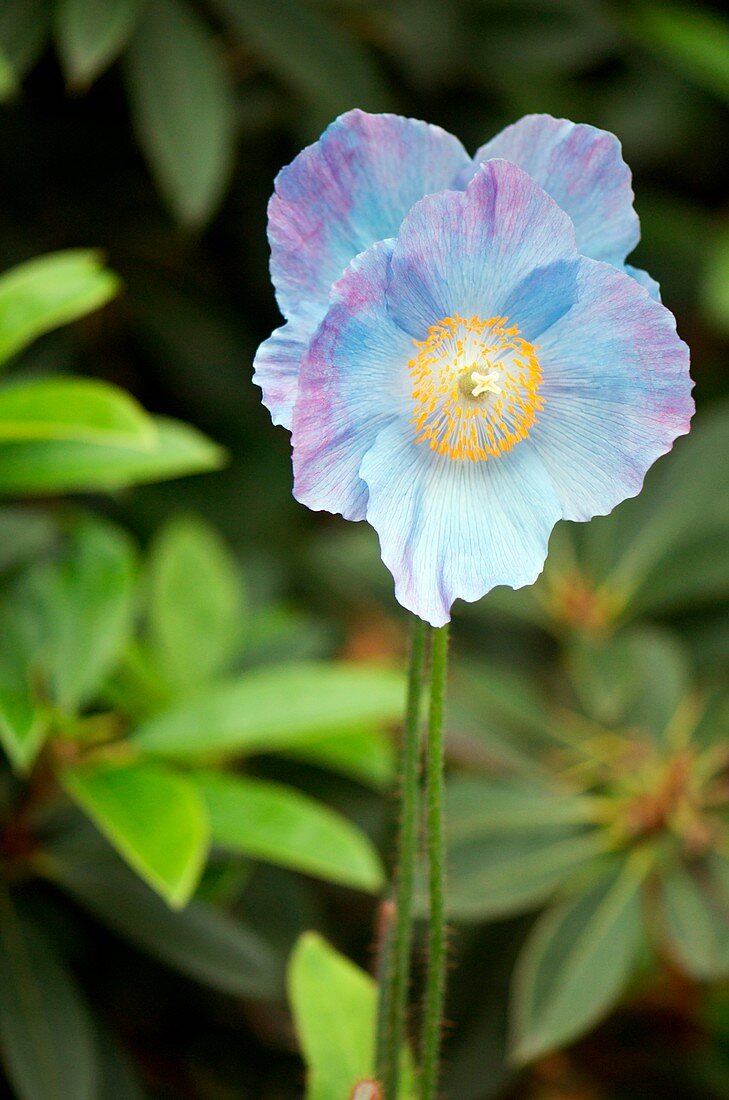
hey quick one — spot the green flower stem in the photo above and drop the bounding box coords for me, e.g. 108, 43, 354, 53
376, 616, 428, 1099
420, 623, 450, 1100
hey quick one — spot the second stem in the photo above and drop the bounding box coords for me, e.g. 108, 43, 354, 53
420, 623, 449, 1100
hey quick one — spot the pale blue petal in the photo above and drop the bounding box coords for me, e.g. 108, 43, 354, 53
269, 109, 470, 321
291, 241, 412, 520
387, 160, 577, 338
624, 263, 662, 301
360, 422, 562, 627
528, 258, 693, 521
252, 317, 312, 429
464, 114, 640, 266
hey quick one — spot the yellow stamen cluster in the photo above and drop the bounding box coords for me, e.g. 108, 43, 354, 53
408, 314, 543, 461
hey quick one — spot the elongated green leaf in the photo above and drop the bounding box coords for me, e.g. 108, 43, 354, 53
0, 250, 118, 368
0, 415, 225, 494
445, 777, 596, 845
124, 0, 235, 225
703, 221, 729, 335
56, 0, 145, 85
608, 402, 729, 600
659, 862, 729, 979
0, 0, 50, 79
132, 661, 404, 758
0, 378, 155, 446
0, 609, 47, 773
0, 891, 98, 1100
443, 829, 605, 922
283, 728, 395, 790
631, 2, 729, 104
567, 626, 689, 737
147, 514, 242, 693
44, 824, 280, 998
61, 759, 209, 907
288, 932, 414, 1100
194, 772, 384, 892
510, 861, 645, 1063
214, 0, 389, 118
0, 49, 17, 101
42, 517, 137, 712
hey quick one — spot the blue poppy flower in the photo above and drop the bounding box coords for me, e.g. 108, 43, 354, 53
254, 112, 693, 626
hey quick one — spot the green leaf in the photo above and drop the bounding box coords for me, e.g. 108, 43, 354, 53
0, 250, 118, 368
567, 626, 689, 737
41, 517, 137, 712
659, 861, 729, 979
0, 378, 155, 446
44, 823, 280, 998
0, 415, 226, 494
213, 0, 389, 119
282, 728, 395, 790
702, 221, 729, 335
146, 514, 243, 694
124, 0, 235, 226
60, 759, 209, 907
193, 771, 384, 892
442, 828, 605, 923
607, 402, 729, 603
630, 2, 729, 104
445, 777, 596, 845
0, 49, 18, 101
0, 506, 56, 574
510, 860, 645, 1063
288, 932, 414, 1100
0, 0, 50, 79
0, 609, 47, 773
0, 890, 98, 1100
132, 661, 405, 758
56, 0, 146, 86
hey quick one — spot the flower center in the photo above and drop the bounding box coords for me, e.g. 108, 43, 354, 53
408, 314, 543, 461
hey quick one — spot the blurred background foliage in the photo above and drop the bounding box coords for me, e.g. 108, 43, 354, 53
0, 0, 728, 1097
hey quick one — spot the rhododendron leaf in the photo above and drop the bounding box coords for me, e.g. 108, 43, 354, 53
0, 250, 118, 368
146, 514, 243, 694
39, 517, 137, 713
56, 0, 144, 86
510, 861, 644, 1063
567, 626, 689, 738
288, 932, 414, 1100
124, 0, 235, 226
442, 829, 605, 922
193, 772, 384, 892
659, 862, 729, 979
61, 760, 209, 907
45, 824, 280, 998
0, 378, 155, 447
213, 0, 389, 119
631, 2, 729, 105
0, 416, 225, 494
0, 892, 98, 1100
131, 662, 404, 758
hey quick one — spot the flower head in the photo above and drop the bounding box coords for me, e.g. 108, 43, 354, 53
254, 112, 693, 626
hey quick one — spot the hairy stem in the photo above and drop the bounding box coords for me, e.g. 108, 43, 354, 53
376, 616, 428, 1099
419, 623, 450, 1100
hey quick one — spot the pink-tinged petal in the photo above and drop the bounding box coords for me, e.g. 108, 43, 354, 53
624, 263, 661, 301
252, 317, 311, 429
292, 240, 412, 520
269, 109, 470, 321
360, 422, 562, 627
528, 258, 693, 521
464, 114, 640, 266
386, 159, 577, 338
